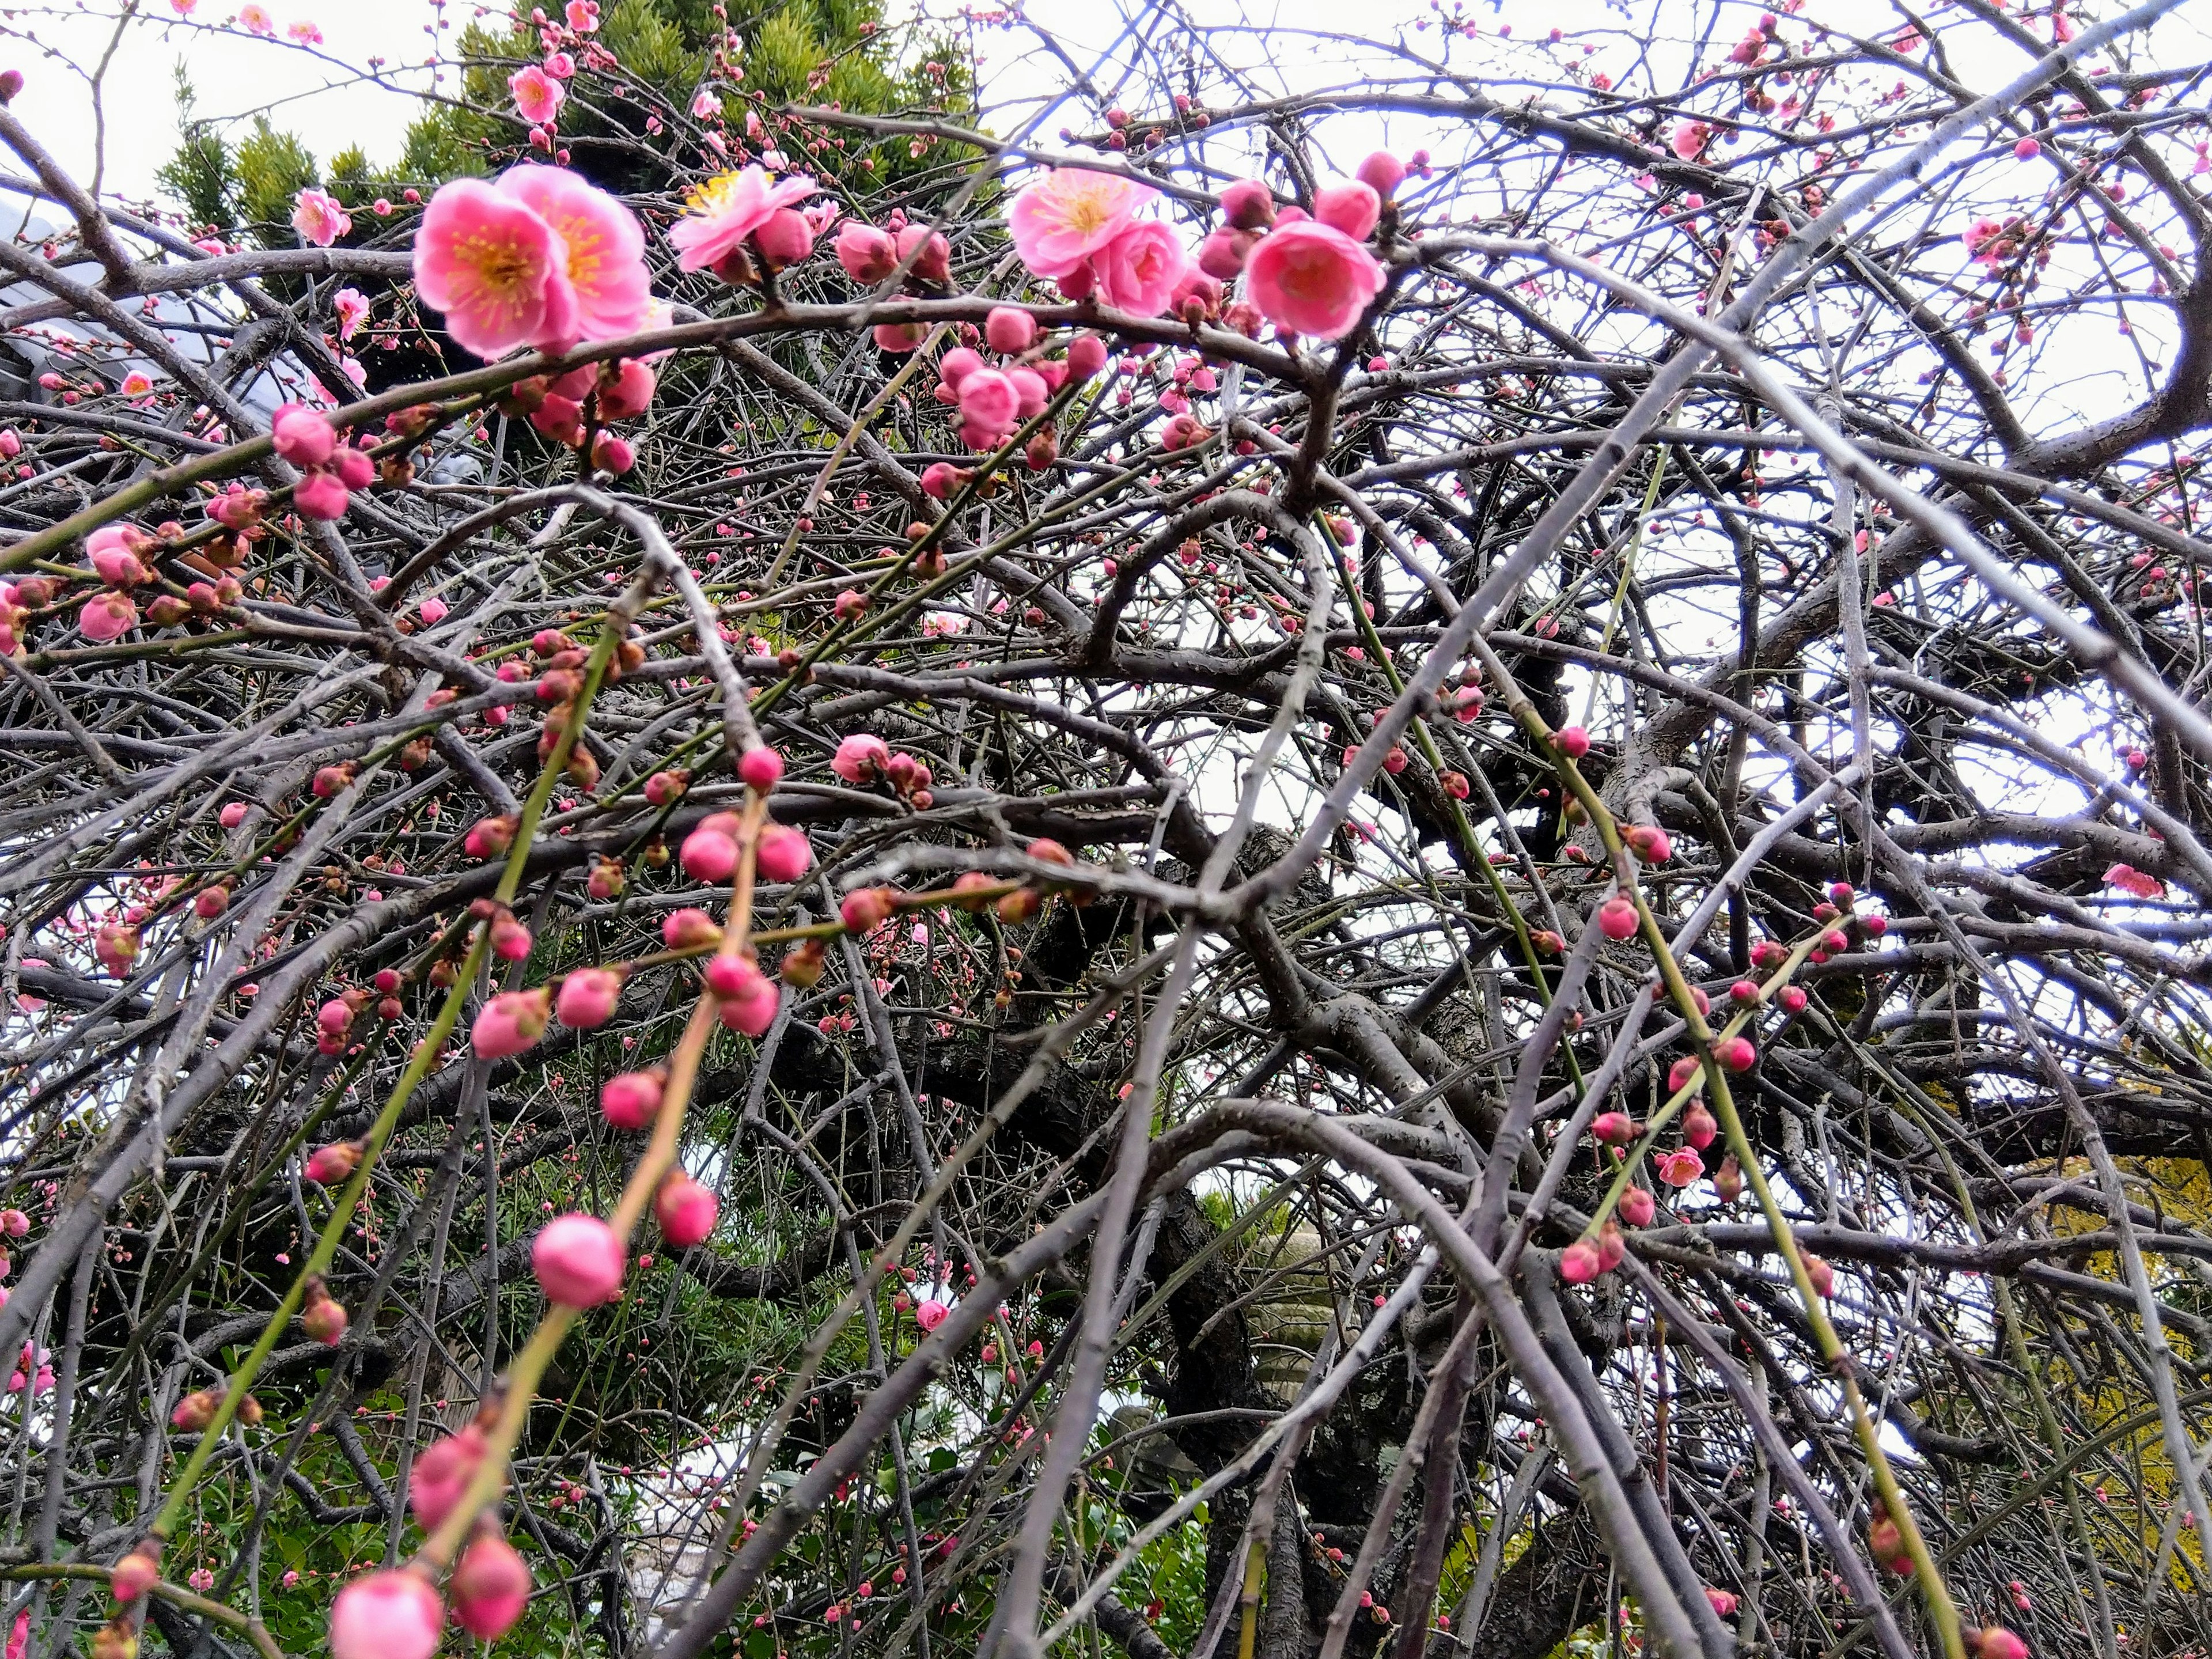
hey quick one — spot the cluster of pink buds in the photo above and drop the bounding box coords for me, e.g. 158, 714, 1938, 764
75, 523, 158, 642
171, 1382, 260, 1431
271, 404, 376, 520
831, 732, 934, 808
835, 213, 952, 342
1558, 1219, 1626, 1283
704, 949, 779, 1036
315, 988, 374, 1055
501, 358, 656, 474
0, 573, 53, 656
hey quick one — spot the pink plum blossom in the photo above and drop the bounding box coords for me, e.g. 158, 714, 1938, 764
1008, 168, 1155, 279
497, 164, 653, 344
239, 3, 274, 32
1245, 221, 1387, 340
1090, 221, 1187, 316
291, 188, 350, 248
510, 65, 565, 124
332, 286, 369, 338
668, 165, 816, 274
412, 176, 579, 359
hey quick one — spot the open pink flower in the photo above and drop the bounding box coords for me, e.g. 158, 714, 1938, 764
1244, 221, 1387, 340
566, 0, 599, 30
414, 176, 579, 359
287, 19, 323, 44
1008, 168, 1155, 279
332, 286, 369, 339
239, 2, 274, 32
510, 65, 565, 124
497, 164, 652, 344
1655, 1147, 1705, 1188
292, 188, 350, 248
668, 165, 816, 273
1090, 221, 1187, 316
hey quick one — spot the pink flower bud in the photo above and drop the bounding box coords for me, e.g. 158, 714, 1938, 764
1705, 1589, 1739, 1619
452, 1534, 532, 1640
921, 461, 963, 499
597, 359, 656, 421
294, 470, 350, 520
532, 1213, 625, 1306
271, 404, 336, 467
1552, 725, 1591, 758
472, 988, 551, 1059
1220, 177, 1275, 230
984, 306, 1037, 354
704, 953, 764, 999
1066, 333, 1108, 380
1976, 1630, 2028, 1659
1597, 897, 1638, 940
79, 589, 137, 642
407, 1425, 486, 1529
1714, 1036, 1756, 1072
841, 886, 897, 932
111, 1549, 160, 1603
915, 1297, 949, 1332
1196, 226, 1257, 280
329, 1571, 444, 1659
894, 224, 950, 284
1624, 824, 1671, 863
716, 976, 779, 1036
590, 431, 635, 475
1559, 1240, 1602, 1283
756, 823, 812, 883
305, 1141, 361, 1185
483, 912, 531, 962
1620, 1185, 1656, 1226
219, 801, 251, 828
556, 966, 623, 1028
835, 221, 898, 283
1592, 1111, 1635, 1145
1779, 986, 1808, 1014
655, 1172, 719, 1248
753, 206, 815, 270
302, 1294, 348, 1346
1668, 1055, 1703, 1093
662, 907, 719, 950
1683, 1104, 1717, 1149
94, 922, 139, 976
1355, 150, 1406, 199
740, 745, 785, 792
831, 733, 891, 783
465, 815, 518, 860
681, 824, 740, 883
1313, 181, 1380, 241
601, 1069, 665, 1130
957, 369, 1018, 436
